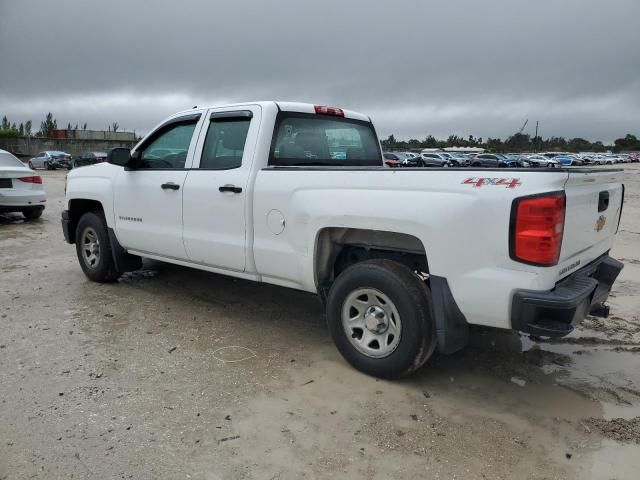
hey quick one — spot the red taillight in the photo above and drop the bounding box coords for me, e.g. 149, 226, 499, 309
18, 176, 43, 184
510, 192, 565, 266
314, 105, 344, 117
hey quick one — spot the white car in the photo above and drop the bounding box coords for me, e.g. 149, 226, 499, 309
0, 149, 46, 219
62, 101, 624, 378
526, 154, 560, 168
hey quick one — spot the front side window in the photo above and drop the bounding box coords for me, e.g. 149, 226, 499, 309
138, 120, 198, 169
199, 117, 250, 170
270, 113, 381, 166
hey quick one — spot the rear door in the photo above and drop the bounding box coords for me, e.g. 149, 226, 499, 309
560, 170, 624, 266
182, 106, 261, 271
113, 112, 204, 259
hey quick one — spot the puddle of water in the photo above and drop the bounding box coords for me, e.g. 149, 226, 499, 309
117, 269, 159, 283
0, 213, 25, 225
590, 439, 640, 478
522, 334, 640, 420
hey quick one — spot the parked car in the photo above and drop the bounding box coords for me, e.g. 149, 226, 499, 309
420, 152, 450, 167
28, 151, 72, 170
502, 155, 531, 168
0, 149, 46, 219
72, 151, 109, 169
469, 153, 508, 167
526, 154, 560, 168
555, 155, 584, 166
62, 101, 625, 379
394, 152, 425, 167
383, 152, 402, 168
447, 153, 470, 167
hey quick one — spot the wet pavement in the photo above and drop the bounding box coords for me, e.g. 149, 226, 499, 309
1, 166, 639, 479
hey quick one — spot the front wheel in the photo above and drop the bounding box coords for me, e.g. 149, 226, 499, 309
75, 211, 120, 282
327, 259, 437, 379
28, 161, 34, 169
45, 161, 50, 170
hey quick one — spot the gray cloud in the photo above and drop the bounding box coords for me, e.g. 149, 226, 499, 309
1, 0, 639, 142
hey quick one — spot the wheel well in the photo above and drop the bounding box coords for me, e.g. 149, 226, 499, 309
315, 228, 428, 295
67, 199, 104, 244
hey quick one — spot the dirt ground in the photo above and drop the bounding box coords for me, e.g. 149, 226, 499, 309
1, 165, 639, 479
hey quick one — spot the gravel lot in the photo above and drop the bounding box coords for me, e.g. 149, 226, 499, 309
1, 165, 639, 479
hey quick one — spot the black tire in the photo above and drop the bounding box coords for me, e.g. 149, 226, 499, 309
327, 259, 437, 379
75, 211, 120, 282
28, 161, 34, 169
45, 161, 50, 170
22, 207, 43, 220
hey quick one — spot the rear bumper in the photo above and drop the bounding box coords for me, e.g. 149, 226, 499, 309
0, 191, 47, 210
511, 254, 623, 337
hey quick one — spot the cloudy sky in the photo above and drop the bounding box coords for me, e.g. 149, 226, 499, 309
1, 0, 639, 142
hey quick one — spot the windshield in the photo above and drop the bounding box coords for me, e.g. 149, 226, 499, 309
0, 151, 26, 168
270, 113, 382, 167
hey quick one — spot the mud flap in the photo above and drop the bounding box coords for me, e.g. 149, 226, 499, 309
107, 227, 142, 273
429, 275, 469, 354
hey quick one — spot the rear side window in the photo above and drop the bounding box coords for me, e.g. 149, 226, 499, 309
269, 113, 381, 166
0, 152, 25, 167
199, 118, 250, 170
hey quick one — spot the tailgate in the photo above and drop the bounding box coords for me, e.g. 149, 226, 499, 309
561, 169, 623, 269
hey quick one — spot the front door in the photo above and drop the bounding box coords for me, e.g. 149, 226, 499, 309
113, 113, 203, 259
182, 107, 260, 271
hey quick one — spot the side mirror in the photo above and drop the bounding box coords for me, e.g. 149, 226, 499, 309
108, 148, 139, 168
108, 148, 131, 167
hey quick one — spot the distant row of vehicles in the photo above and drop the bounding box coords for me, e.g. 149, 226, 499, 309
383, 150, 640, 168
28, 151, 108, 170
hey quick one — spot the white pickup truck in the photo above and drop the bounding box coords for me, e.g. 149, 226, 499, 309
62, 102, 624, 378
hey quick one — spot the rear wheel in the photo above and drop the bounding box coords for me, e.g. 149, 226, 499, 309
75, 211, 120, 282
22, 207, 43, 220
327, 259, 437, 379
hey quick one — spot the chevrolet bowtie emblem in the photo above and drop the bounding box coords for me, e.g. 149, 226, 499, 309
595, 215, 606, 232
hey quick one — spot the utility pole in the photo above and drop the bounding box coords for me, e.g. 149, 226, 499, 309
534, 121, 539, 152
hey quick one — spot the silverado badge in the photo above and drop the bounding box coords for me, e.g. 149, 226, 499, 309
595, 215, 606, 232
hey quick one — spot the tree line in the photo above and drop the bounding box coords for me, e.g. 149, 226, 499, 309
0, 112, 123, 138
382, 132, 640, 153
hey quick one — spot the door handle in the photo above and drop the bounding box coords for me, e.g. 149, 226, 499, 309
219, 185, 242, 194
161, 182, 180, 191
598, 191, 609, 212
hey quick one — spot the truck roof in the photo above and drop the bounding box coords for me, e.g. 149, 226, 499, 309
174, 101, 371, 122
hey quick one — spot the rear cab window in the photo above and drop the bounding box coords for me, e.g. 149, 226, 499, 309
269, 113, 382, 167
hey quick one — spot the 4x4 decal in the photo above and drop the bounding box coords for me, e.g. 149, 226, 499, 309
462, 177, 521, 188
